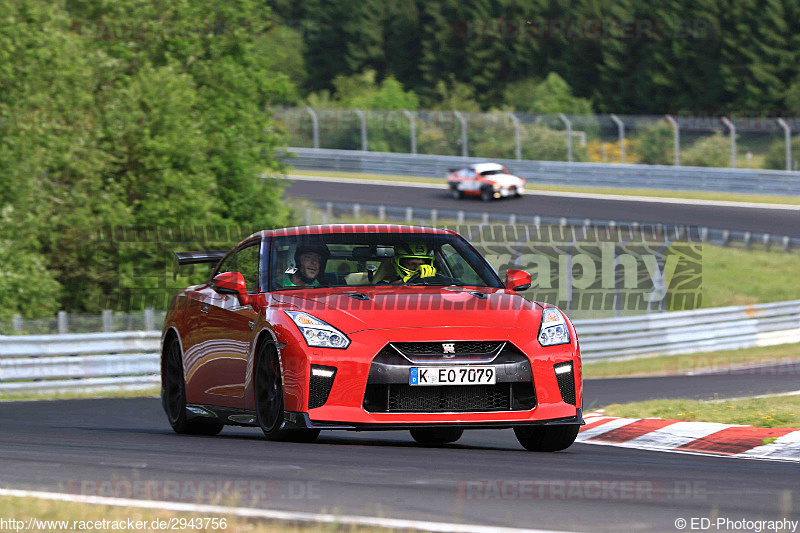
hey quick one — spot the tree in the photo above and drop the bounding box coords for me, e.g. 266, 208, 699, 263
503, 73, 594, 114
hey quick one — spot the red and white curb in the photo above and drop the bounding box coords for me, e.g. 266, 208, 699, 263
578, 411, 800, 461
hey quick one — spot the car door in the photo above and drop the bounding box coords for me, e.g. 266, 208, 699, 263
184, 240, 260, 408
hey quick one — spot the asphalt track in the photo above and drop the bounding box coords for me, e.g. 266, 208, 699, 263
285, 178, 800, 237
2, 365, 799, 533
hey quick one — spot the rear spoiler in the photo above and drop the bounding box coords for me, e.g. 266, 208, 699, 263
173, 250, 228, 266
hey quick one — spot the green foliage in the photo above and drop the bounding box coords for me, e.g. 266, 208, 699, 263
681, 132, 732, 167
504, 74, 594, 115
763, 135, 800, 170
1, 0, 298, 316
471, 124, 590, 162
635, 122, 675, 165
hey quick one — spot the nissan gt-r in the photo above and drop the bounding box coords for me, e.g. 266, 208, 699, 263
161, 224, 583, 451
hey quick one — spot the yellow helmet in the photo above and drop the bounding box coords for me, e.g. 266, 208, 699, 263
394, 242, 434, 279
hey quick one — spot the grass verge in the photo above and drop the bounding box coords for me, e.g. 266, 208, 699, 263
603, 394, 800, 428
582, 343, 800, 379
288, 169, 800, 206
0, 386, 160, 402
0, 494, 394, 532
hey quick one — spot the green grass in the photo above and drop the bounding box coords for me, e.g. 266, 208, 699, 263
700, 245, 800, 307
583, 343, 800, 379
603, 394, 800, 428
0, 386, 160, 402
0, 495, 396, 533
288, 169, 800, 206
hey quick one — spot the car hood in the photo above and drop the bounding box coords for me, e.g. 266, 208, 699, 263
271, 286, 541, 334
482, 173, 524, 187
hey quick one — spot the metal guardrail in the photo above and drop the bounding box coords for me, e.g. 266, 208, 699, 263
305, 200, 800, 253
1, 301, 798, 391
284, 147, 800, 197
0, 332, 160, 392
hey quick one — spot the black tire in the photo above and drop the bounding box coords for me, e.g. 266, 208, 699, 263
410, 428, 464, 445
514, 424, 579, 452
161, 335, 224, 436
481, 187, 493, 202
451, 187, 463, 200
254, 342, 320, 443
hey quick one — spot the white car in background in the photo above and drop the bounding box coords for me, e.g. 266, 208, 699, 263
446, 163, 526, 201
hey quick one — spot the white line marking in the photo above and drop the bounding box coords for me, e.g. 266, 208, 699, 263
286, 174, 800, 211
0, 488, 580, 533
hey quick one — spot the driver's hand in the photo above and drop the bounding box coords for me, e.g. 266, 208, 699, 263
402, 264, 436, 282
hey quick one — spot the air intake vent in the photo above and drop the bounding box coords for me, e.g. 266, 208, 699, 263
308, 365, 336, 409
554, 363, 576, 405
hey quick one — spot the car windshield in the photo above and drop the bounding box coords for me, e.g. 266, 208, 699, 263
480, 169, 507, 176
269, 232, 502, 291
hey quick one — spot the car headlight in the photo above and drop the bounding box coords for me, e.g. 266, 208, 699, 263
493, 182, 502, 190
286, 311, 351, 349
538, 308, 570, 346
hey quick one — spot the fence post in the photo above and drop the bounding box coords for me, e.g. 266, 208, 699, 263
305, 107, 320, 149
403, 109, 417, 155
405, 207, 413, 223
431, 209, 438, 226
354, 108, 367, 151
144, 308, 155, 331
12, 314, 23, 332
508, 112, 522, 161
378, 205, 386, 221
720, 116, 737, 168
454, 111, 468, 158
57, 311, 68, 334
777, 118, 792, 171
558, 113, 573, 162
102, 310, 113, 333
610, 114, 625, 163
664, 115, 680, 166
353, 203, 361, 219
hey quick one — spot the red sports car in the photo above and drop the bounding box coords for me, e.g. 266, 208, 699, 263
161, 224, 583, 451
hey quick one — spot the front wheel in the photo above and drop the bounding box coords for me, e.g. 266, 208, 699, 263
481, 188, 494, 202
254, 342, 320, 443
514, 424, 579, 452
162, 336, 224, 436
410, 428, 464, 445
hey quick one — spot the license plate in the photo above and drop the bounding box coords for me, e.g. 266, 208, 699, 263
409, 366, 496, 386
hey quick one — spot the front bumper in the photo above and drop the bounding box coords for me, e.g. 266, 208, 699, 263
284, 408, 584, 431
278, 326, 582, 426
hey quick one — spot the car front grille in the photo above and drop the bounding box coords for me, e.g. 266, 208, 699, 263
392, 341, 502, 355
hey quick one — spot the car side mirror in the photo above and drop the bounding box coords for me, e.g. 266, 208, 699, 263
505, 269, 532, 292
212, 271, 247, 299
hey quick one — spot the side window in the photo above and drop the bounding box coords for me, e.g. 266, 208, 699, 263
238, 243, 260, 293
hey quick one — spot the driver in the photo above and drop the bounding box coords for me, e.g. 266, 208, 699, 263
382, 242, 437, 284
279, 243, 330, 287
